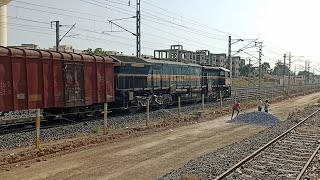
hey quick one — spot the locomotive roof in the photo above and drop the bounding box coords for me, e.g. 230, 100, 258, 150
203, 66, 230, 72
144, 58, 202, 67
112, 55, 147, 63
111, 55, 230, 71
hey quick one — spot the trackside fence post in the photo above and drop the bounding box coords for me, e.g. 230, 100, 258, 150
146, 97, 150, 126
35, 109, 41, 149
104, 103, 108, 135
178, 96, 181, 119
219, 91, 223, 108
202, 94, 205, 112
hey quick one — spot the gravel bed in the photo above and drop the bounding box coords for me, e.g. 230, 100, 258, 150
0, 89, 315, 150
302, 153, 320, 179
0, 92, 243, 150
160, 106, 319, 180
230, 112, 280, 126
0, 100, 224, 150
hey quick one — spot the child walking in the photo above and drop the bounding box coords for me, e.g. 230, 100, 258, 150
264, 100, 269, 113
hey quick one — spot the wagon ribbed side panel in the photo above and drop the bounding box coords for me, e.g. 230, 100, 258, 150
105, 63, 114, 102
0, 47, 13, 111
83, 61, 96, 105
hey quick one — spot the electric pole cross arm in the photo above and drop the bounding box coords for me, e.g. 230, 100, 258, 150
51, 21, 76, 52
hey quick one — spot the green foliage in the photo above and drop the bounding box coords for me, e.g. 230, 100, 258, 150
297, 70, 314, 76
273, 60, 290, 76
239, 62, 271, 77
239, 64, 253, 77
91, 125, 102, 135
261, 62, 270, 73
82, 48, 110, 56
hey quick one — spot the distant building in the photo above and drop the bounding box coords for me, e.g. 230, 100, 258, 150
9, 44, 39, 49
49, 45, 82, 53
239, 59, 245, 68
213, 53, 226, 68
105, 51, 120, 55
153, 45, 245, 73
154, 45, 196, 64
226, 56, 240, 77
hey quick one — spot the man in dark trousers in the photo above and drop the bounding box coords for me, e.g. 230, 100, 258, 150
231, 100, 241, 120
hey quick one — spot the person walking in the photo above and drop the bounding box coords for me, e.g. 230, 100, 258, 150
231, 100, 241, 120
258, 98, 263, 111
264, 99, 269, 113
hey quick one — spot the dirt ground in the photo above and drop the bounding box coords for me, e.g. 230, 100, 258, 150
2, 92, 320, 180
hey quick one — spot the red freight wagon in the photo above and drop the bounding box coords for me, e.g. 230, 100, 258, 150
0, 46, 114, 113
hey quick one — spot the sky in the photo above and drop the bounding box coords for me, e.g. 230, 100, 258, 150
5, 0, 320, 71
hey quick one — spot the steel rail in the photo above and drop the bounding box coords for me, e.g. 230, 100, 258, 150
214, 108, 320, 180
296, 143, 320, 180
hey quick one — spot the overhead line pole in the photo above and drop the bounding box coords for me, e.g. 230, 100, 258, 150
283, 54, 286, 92
307, 61, 310, 85
288, 53, 291, 89
257, 42, 262, 91
51, 21, 60, 52
228, 36, 232, 78
136, 0, 141, 57
305, 60, 307, 89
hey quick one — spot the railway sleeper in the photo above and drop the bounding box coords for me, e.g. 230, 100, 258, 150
286, 136, 320, 142
280, 139, 319, 145
273, 146, 316, 153
240, 167, 266, 175
271, 149, 313, 157
255, 160, 304, 169
262, 152, 313, 161
275, 142, 316, 148
230, 174, 253, 180
262, 156, 307, 165
244, 163, 300, 178
294, 132, 320, 137
289, 134, 320, 138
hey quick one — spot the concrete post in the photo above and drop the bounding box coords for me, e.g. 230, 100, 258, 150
35, 109, 41, 149
202, 94, 205, 112
178, 96, 181, 119
103, 103, 108, 135
219, 91, 223, 108
0, 4, 7, 46
0, 1, 11, 47
146, 97, 150, 126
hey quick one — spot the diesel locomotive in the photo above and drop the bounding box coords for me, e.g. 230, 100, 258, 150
112, 55, 231, 110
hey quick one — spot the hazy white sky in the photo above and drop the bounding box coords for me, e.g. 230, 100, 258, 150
6, 0, 320, 71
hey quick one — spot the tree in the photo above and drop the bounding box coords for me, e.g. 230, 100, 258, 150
83, 48, 93, 55
297, 70, 314, 76
261, 62, 270, 73
239, 64, 254, 77
273, 60, 290, 76
83, 48, 109, 56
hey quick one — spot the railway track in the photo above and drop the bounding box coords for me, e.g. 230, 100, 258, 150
0, 86, 318, 135
215, 108, 320, 179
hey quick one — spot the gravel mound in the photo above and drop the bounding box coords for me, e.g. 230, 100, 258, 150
230, 112, 280, 126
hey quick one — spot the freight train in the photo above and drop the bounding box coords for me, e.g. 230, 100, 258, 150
0, 46, 231, 122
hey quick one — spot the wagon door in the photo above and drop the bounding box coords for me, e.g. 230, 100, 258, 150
63, 62, 85, 107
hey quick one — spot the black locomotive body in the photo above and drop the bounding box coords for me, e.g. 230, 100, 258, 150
112, 56, 231, 109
